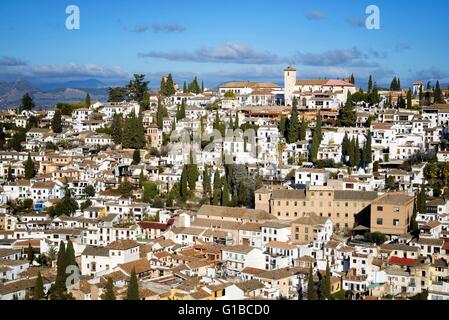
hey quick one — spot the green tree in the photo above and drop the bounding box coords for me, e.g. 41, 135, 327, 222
238, 179, 248, 207
307, 266, 318, 300
368, 75, 373, 93
65, 240, 76, 268
10, 130, 26, 152
287, 97, 299, 143
7, 164, 13, 181
299, 116, 308, 141
143, 182, 158, 204
132, 149, 141, 165
102, 277, 116, 300
20, 93, 35, 112
202, 166, 211, 197
122, 112, 145, 149
417, 185, 427, 213
363, 131, 372, 165
85, 93, 91, 108
222, 179, 230, 206
84, 185, 95, 197
342, 133, 350, 157
338, 93, 356, 127
111, 113, 123, 145
33, 272, 45, 300
51, 109, 63, 133
434, 80, 445, 104
349, 74, 355, 84
354, 136, 361, 168
348, 138, 356, 167
310, 133, 320, 163
320, 263, 331, 300
27, 243, 35, 265
127, 74, 149, 104
108, 87, 127, 102
406, 89, 412, 109
180, 166, 189, 201
50, 241, 68, 299
126, 268, 140, 300
166, 74, 176, 96
24, 153, 35, 179
156, 99, 168, 130
187, 151, 199, 191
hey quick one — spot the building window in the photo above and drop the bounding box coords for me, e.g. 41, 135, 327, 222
377, 218, 383, 225
393, 219, 400, 226
377, 206, 383, 211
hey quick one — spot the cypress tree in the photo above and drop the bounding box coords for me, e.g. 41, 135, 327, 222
51, 241, 68, 299
406, 89, 412, 109
20, 93, 35, 112
7, 164, 13, 182
112, 113, 122, 145
180, 100, 186, 120
418, 85, 423, 106
85, 93, 91, 108
202, 166, 211, 197
165, 74, 176, 96
368, 75, 373, 93
315, 111, 322, 141
418, 185, 427, 213
33, 272, 45, 300
299, 116, 308, 141
310, 133, 320, 163
410, 201, 419, 233
132, 149, 141, 165
27, 243, 35, 265
213, 169, 221, 191
183, 81, 187, 93
222, 179, 230, 206
364, 131, 372, 164
434, 80, 445, 104
234, 113, 239, 130
349, 74, 355, 85
187, 151, 199, 191
213, 170, 222, 205
126, 268, 140, 300
51, 109, 63, 133
180, 166, 189, 201
342, 133, 350, 157
160, 77, 166, 96
279, 117, 287, 138
238, 179, 248, 207
320, 263, 331, 300
339, 93, 356, 127
390, 77, 398, 91
24, 153, 35, 179
348, 138, 356, 167
102, 277, 116, 300
287, 98, 300, 143
307, 266, 318, 300
156, 99, 168, 130
354, 136, 361, 168
65, 240, 76, 268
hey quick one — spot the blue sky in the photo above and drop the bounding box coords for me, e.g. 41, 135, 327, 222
0, 0, 448, 88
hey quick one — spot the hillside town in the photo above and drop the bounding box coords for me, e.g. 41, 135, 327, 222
1, 67, 449, 301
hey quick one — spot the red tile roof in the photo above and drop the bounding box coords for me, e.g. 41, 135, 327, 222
389, 256, 417, 266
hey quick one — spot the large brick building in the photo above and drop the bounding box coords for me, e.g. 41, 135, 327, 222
255, 186, 378, 231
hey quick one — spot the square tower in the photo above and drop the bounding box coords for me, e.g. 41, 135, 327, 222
284, 66, 297, 106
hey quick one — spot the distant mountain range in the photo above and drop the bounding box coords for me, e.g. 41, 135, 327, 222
0, 79, 109, 109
